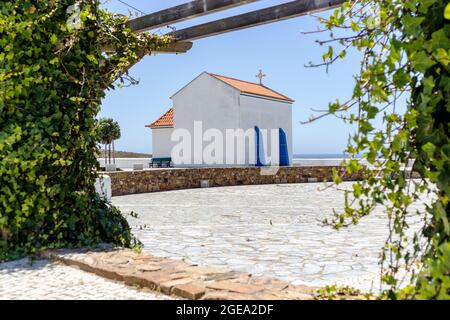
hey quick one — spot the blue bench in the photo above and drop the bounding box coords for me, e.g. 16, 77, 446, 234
149, 157, 172, 168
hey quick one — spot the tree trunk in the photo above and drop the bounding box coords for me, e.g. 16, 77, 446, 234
108, 142, 111, 164
104, 143, 107, 167
113, 140, 115, 164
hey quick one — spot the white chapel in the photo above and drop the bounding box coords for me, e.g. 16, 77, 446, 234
146, 72, 294, 167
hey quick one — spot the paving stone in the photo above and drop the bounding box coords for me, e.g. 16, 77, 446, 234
136, 265, 162, 272
202, 271, 243, 282
172, 283, 205, 300
202, 291, 254, 300
160, 278, 194, 295
136, 272, 173, 289
206, 280, 265, 294
248, 279, 289, 292
278, 291, 315, 300
107, 256, 131, 265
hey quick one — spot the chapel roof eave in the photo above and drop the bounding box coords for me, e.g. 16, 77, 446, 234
146, 107, 174, 129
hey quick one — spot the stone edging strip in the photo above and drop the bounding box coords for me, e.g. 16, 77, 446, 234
41, 248, 316, 300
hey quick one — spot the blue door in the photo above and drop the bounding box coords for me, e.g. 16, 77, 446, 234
255, 126, 264, 167
279, 128, 289, 166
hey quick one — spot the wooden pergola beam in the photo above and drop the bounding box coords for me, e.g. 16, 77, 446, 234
102, 41, 193, 54
156, 41, 194, 54
116, 0, 349, 78
128, 0, 259, 33
172, 0, 347, 41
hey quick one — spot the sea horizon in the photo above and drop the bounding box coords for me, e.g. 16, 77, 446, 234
293, 153, 362, 159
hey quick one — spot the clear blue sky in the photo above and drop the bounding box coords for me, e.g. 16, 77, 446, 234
100, 0, 363, 155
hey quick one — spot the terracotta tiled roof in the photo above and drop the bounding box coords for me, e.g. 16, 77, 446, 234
209, 73, 294, 103
146, 108, 174, 128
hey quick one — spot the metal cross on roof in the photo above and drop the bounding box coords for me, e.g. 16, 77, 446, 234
256, 69, 266, 85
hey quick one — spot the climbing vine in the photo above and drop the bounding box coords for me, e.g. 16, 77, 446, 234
0, 1, 170, 261
310, 0, 450, 299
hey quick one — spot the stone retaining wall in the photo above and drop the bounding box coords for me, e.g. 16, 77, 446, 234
106, 166, 364, 197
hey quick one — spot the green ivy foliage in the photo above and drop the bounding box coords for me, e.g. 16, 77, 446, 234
0, 1, 170, 261
314, 1, 449, 299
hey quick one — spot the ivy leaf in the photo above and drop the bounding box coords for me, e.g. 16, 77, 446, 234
86, 54, 98, 64
422, 142, 436, 158
332, 167, 342, 184
410, 51, 436, 73
350, 21, 360, 31
403, 14, 424, 35
393, 69, 411, 87
431, 29, 450, 51
418, 0, 437, 14
323, 46, 334, 62
50, 34, 58, 45
434, 48, 450, 66
445, 3, 450, 20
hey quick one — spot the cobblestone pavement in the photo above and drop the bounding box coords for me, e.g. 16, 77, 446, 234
0, 258, 171, 300
113, 182, 428, 293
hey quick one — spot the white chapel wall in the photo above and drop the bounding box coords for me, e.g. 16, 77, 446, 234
172, 73, 241, 166
239, 94, 293, 165
152, 127, 175, 159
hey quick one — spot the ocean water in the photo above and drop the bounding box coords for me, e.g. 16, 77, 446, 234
293, 153, 362, 159
97, 155, 364, 169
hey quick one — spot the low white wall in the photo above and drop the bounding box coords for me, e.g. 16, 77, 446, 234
293, 158, 346, 167
97, 158, 151, 169
94, 175, 111, 202
293, 158, 414, 170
